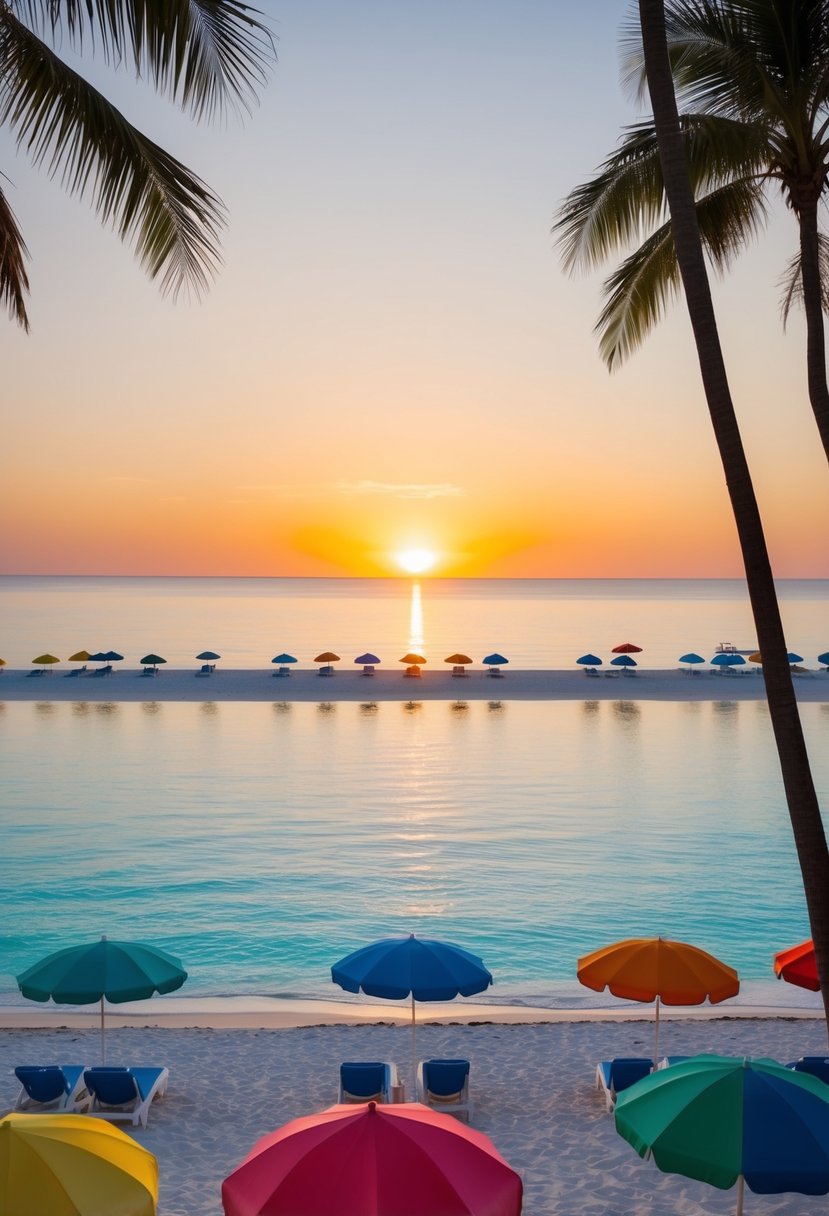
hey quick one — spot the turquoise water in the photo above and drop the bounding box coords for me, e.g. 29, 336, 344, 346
2, 695, 828, 1007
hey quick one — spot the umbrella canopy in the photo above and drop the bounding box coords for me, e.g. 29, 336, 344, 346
222, 1101, 522, 1216
577, 654, 602, 666
68, 650, 91, 663
400, 653, 426, 665
578, 937, 738, 1061
774, 938, 819, 991
0, 1112, 158, 1216
139, 654, 166, 668
17, 936, 187, 1062
679, 653, 705, 665
612, 642, 642, 653
818, 651, 829, 666
615, 1055, 829, 1213
87, 652, 109, 663
272, 654, 297, 664
482, 653, 508, 666
104, 651, 124, 662
0, 658, 6, 667
32, 654, 59, 665
196, 651, 221, 662
354, 653, 380, 665
445, 653, 473, 665
610, 654, 637, 668
711, 653, 745, 667
748, 651, 762, 663
332, 934, 492, 1084
787, 652, 804, 663
314, 651, 340, 663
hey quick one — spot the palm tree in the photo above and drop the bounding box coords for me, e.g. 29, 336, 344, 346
557, 0, 829, 464
0, 0, 273, 330
636, 0, 829, 1030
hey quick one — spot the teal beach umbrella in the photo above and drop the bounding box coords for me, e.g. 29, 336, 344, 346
679, 653, 705, 672
272, 654, 297, 664
17, 936, 187, 1062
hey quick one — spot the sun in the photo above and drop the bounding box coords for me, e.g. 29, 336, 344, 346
396, 548, 437, 575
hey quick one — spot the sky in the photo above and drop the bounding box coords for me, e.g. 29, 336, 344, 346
1, 0, 828, 578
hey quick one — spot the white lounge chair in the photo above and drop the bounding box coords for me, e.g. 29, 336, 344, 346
84, 1066, 169, 1128
14, 1065, 91, 1113
416, 1058, 472, 1122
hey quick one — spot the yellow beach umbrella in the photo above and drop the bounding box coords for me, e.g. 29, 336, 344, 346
0, 658, 6, 667
577, 937, 739, 1062
0, 1112, 158, 1216
32, 654, 60, 669
68, 650, 91, 663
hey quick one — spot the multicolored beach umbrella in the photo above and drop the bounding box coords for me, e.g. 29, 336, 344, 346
332, 934, 492, 1085
615, 1055, 829, 1214
17, 935, 187, 1062
222, 1101, 522, 1216
0, 1112, 158, 1216
577, 937, 739, 1062
774, 938, 819, 992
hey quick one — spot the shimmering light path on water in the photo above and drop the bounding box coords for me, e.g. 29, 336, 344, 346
2, 699, 827, 1006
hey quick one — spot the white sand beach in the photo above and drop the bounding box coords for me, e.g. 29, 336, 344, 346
2, 1012, 827, 1215
2, 666, 828, 702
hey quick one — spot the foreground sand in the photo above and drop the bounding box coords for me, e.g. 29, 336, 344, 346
2, 667, 828, 702
2, 1015, 826, 1215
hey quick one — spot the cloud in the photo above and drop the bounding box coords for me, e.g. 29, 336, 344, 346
334, 480, 463, 500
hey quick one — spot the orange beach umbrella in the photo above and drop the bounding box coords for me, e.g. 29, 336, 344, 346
445, 653, 473, 665
577, 937, 739, 1061
400, 653, 426, 665
314, 651, 340, 663
774, 938, 819, 992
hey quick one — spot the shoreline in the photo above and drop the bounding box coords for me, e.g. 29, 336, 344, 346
2, 666, 829, 702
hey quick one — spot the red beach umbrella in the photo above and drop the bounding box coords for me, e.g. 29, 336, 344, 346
222, 1101, 523, 1216
774, 939, 819, 991
612, 642, 643, 653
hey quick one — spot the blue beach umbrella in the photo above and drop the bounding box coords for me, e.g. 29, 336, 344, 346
577, 653, 602, 667
17, 935, 187, 1062
787, 652, 804, 664
272, 654, 297, 665
711, 653, 745, 668
679, 652, 705, 673
818, 651, 829, 667
615, 1055, 829, 1214
482, 653, 508, 667
332, 934, 493, 1085
354, 652, 380, 665
610, 654, 637, 670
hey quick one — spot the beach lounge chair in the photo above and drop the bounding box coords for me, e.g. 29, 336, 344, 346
319, 665, 334, 677
14, 1065, 91, 1113
416, 1058, 472, 1121
27, 669, 44, 677
338, 1061, 397, 1104
273, 666, 291, 677
141, 666, 157, 677
788, 1056, 829, 1084
595, 1058, 652, 1111
84, 1066, 169, 1128
92, 665, 113, 676
452, 666, 468, 678
404, 665, 422, 678
582, 667, 600, 677
195, 664, 213, 677
362, 665, 375, 676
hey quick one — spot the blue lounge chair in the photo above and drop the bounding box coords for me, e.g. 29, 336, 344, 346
595, 1057, 652, 1111
416, 1058, 472, 1121
338, 1061, 397, 1104
788, 1057, 829, 1084
14, 1065, 90, 1112
84, 1066, 169, 1127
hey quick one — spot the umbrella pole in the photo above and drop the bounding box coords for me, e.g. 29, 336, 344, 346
735, 1174, 744, 1216
100, 995, 106, 1064
410, 994, 416, 1099
653, 995, 660, 1066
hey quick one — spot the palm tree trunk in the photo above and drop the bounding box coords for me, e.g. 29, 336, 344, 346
798, 200, 829, 463
639, 0, 829, 1034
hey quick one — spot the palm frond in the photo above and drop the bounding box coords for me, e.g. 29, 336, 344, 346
1, 11, 226, 298
780, 232, 829, 324
597, 177, 768, 368
13, 0, 274, 119
0, 177, 30, 329
555, 112, 769, 273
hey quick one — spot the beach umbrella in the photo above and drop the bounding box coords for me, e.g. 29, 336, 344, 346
610, 654, 637, 669
787, 652, 804, 664
0, 658, 6, 669
16, 935, 187, 1063
332, 934, 492, 1085
68, 650, 91, 663
104, 651, 124, 663
314, 651, 340, 663
272, 653, 297, 664
774, 938, 819, 992
445, 653, 473, 673
678, 653, 705, 672
222, 1101, 522, 1216
615, 1055, 829, 1214
31, 654, 59, 670
354, 652, 380, 665
483, 652, 508, 667
196, 650, 221, 662
818, 651, 829, 667
612, 642, 643, 653
0, 1111, 158, 1216
748, 651, 763, 664
577, 937, 739, 1062
400, 653, 426, 665
711, 653, 745, 668
139, 654, 166, 670
577, 653, 603, 667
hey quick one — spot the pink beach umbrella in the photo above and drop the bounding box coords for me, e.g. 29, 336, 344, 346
222, 1101, 523, 1216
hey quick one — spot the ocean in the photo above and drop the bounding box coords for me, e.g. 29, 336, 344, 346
1, 577, 828, 1012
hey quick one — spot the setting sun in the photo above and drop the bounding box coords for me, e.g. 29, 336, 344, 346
396, 548, 437, 575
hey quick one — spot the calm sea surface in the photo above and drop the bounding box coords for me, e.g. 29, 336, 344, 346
1, 578, 828, 1010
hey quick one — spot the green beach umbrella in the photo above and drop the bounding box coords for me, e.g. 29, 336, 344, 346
140, 654, 166, 669
615, 1055, 829, 1214
17, 935, 187, 1063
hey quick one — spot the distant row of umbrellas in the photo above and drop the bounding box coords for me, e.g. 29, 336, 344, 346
10, 931, 828, 1216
